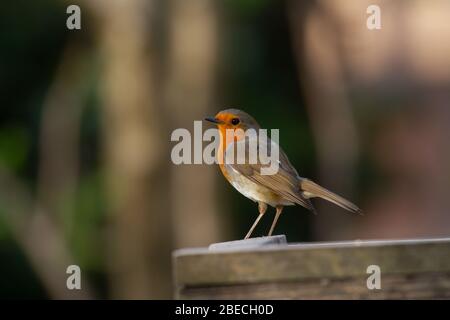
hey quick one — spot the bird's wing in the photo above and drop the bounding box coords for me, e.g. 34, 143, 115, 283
225, 136, 314, 210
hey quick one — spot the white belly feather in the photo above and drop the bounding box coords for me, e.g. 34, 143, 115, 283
225, 164, 293, 207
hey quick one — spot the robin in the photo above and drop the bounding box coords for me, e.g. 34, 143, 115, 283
205, 108, 361, 239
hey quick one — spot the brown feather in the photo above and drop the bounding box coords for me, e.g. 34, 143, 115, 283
225, 137, 314, 211
300, 179, 361, 214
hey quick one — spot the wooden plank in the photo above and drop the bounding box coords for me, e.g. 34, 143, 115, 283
178, 272, 450, 299
173, 238, 450, 299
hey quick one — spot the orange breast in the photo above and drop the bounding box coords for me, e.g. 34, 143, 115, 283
217, 126, 231, 182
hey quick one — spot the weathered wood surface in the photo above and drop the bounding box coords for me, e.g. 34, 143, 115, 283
173, 237, 450, 299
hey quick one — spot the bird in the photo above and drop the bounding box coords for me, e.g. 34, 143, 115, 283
205, 108, 361, 239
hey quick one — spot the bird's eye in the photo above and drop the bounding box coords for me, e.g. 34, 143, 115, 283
231, 118, 240, 125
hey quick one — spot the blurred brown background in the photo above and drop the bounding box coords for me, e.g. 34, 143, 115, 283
0, 0, 449, 299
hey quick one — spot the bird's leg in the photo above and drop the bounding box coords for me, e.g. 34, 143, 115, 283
268, 206, 283, 236
244, 202, 267, 239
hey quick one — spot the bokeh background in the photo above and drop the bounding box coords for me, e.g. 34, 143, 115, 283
1, 0, 449, 299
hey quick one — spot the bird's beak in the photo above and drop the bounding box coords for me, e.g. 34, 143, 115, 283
204, 117, 223, 124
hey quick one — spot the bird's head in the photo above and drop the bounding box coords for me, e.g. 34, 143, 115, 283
204, 109, 261, 135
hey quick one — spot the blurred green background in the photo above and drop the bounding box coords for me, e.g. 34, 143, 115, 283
1, 0, 449, 299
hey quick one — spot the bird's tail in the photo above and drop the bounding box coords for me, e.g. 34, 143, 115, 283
300, 179, 362, 214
